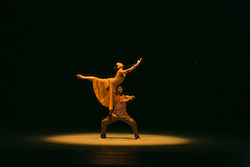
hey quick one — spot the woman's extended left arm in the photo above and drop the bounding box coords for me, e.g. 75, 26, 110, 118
120, 58, 142, 74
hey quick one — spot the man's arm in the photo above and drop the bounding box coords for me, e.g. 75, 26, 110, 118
121, 95, 135, 102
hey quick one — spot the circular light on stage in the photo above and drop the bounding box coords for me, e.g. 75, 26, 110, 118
42, 133, 192, 146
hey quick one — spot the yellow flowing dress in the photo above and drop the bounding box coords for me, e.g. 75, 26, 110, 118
92, 73, 125, 110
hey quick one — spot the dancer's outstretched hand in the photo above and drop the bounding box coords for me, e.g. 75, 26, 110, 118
137, 58, 142, 65
135, 58, 142, 67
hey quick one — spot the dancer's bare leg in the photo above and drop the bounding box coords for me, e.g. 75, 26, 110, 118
76, 74, 94, 81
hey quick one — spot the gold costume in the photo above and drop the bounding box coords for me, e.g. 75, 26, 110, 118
92, 73, 125, 110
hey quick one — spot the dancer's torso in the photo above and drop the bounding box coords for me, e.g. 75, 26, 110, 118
111, 72, 125, 88
113, 94, 128, 116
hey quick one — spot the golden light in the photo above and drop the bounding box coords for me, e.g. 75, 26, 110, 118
41, 133, 192, 146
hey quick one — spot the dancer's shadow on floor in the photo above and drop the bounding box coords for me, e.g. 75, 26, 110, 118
106, 137, 134, 140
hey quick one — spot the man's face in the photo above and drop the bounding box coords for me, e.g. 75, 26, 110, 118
117, 86, 123, 94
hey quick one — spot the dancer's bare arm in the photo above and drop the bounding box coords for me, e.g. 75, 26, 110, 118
119, 58, 142, 74
122, 95, 135, 102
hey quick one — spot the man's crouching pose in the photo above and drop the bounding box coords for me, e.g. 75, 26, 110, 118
100, 86, 140, 140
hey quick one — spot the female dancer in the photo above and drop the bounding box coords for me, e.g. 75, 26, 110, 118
76, 58, 142, 111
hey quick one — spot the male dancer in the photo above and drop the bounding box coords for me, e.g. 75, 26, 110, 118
99, 86, 140, 140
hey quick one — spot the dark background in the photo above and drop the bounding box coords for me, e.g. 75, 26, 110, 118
2, 1, 249, 133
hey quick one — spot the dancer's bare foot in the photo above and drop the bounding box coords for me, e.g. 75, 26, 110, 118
76, 74, 94, 81
76, 74, 85, 79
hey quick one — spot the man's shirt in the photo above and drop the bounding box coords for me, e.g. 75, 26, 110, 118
113, 94, 130, 116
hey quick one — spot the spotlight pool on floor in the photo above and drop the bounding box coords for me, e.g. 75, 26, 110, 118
41, 133, 193, 146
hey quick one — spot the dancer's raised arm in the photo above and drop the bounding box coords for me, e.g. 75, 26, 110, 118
119, 58, 142, 74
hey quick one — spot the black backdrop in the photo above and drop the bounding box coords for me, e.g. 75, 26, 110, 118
2, 1, 248, 133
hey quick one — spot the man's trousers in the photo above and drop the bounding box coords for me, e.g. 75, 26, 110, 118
100, 114, 139, 139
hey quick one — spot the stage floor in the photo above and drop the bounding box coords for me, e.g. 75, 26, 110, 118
0, 128, 248, 166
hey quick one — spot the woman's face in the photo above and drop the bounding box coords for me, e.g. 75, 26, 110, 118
116, 62, 124, 69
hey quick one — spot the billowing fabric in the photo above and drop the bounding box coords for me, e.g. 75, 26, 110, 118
92, 73, 125, 110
